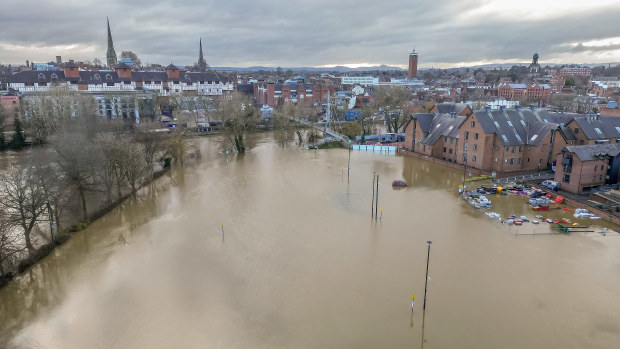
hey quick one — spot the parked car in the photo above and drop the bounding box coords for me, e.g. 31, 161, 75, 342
541, 180, 559, 191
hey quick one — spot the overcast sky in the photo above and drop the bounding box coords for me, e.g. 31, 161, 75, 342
2, 0, 620, 69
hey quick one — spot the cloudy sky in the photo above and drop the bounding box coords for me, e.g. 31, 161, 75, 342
2, 0, 620, 69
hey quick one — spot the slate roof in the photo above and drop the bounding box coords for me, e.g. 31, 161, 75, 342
411, 113, 435, 133
562, 143, 620, 161
473, 108, 559, 146
434, 102, 469, 115
420, 114, 466, 146
9, 71, 65, 83
78, 71, 119, 84
132, 71, 168, 82
573, 115, 620, 140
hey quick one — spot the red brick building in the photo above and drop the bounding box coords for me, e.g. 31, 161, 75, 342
497, 83, 551, 102
253, 81, 335, 106
554, 143, 620, 194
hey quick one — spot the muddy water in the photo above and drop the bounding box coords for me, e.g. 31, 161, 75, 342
1, 133, 619, 349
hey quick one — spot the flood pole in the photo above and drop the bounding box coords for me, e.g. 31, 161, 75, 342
423, 240, 432, 311
372, 172, 376, 217
375, 175, 379, 220
347, 142, 351, 182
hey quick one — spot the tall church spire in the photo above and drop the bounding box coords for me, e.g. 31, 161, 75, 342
197, 38, 208, 72
106, 17, 117, 68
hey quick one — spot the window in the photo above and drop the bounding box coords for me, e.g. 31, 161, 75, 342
463, 154, 467, 162
574, 128, 579, 134
600, 175, 603, 180
616, 126, 620, 133
510, 158, 515, 164
502, 135, 508, 142
423, 145, 426, 152
145, 81, 151, 84
580, 140, 584, 145
106, 74, 112, 81
51, 73, 58, 82
475, 133, 479, 140
519, 146, 523, 152
155, 81, 161, 85
494, 121, 500, 128
520, 120, 526, 127
443, 147, 446, 152
516, 134, 522, 141
464, 142, 468, 151
472, 155, 477, 162
527, 158, 530, 162
444, 137, 447, 142
563, 174, 570, 183
107, 82, 114, 86
200, 81, 205, 84
519, 158, 522, 164
505, 158, 508, 163
471, 121, 475, 127
465, 131, 469, 140
94, 74, 100, 80
494, 157, 498, 162
174, 81, 180, 84
38, 73, 46, 82
450, 138, 454, 144
449, 149, 452, 154
593, 176, 597, 182
473, 144, 478, 151
512, 147, 515, 153
595, 165, 598, 171
595, 128, 602, 135
507, 121, 513, 127
124, 81, 131, 85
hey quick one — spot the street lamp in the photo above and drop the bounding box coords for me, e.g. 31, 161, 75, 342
423, 240, 432, 311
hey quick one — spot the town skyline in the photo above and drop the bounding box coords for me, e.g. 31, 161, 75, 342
2, 0, 620, 69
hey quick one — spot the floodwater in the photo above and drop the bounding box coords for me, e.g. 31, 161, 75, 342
1, 133, 620, 348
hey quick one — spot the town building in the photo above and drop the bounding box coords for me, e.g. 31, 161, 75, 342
560, 66, 592, 77
497, 83, 552, 102
340, 76, 379, 86
253, 81, 335, 106
405, 106, 577, 174
554, 143, 620, 194
558, 114, 620, 146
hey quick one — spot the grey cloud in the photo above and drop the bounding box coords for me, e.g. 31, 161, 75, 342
1, 0, 619, 67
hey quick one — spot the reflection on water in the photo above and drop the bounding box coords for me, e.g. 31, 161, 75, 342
1, 133, 620, 349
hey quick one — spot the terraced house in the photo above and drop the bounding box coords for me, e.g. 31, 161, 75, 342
405, 105, 576, 175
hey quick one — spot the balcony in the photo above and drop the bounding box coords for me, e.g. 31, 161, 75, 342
561, 158, 572, 166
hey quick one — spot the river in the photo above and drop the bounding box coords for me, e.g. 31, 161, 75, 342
1, 133, 619, 348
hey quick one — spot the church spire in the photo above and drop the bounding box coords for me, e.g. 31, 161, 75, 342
197, 38, 208, 72
106, 17, 117, 68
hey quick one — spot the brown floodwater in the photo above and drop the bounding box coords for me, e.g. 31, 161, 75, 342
1, 133, 620, 348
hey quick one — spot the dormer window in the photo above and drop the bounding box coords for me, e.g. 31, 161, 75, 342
106, 74, 113, 81
94, 74, 101, 81
50, 73, 58, 82
38, 73, 46, 82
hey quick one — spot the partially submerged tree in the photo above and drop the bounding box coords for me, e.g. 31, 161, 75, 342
215, 92, 258, 153
9, 117, 26, 150
0, 215, 25, 277
0, 166, 47, 253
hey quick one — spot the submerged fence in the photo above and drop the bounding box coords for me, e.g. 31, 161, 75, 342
352, 145, 397, 155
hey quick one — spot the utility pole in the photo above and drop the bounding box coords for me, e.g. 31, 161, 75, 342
423, 240, 432, 311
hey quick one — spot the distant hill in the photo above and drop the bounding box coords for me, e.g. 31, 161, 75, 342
212, 65, 405, 73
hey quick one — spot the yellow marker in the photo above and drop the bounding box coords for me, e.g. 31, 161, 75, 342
412, 294, 415, 300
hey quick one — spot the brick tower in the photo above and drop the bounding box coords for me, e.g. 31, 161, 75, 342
408, 48, 418, 79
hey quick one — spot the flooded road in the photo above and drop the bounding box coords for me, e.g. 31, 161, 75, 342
1, 133, 619, 348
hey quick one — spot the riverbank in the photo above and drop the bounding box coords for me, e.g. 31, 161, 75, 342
0, 166, 171, 289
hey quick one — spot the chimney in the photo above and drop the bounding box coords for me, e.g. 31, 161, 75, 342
56, 56, 62, 63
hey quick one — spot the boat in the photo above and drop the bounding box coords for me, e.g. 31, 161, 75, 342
392, 180, 408, 187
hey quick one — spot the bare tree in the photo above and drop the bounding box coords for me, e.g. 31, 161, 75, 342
215, 92, 258, 153
135, 122, 168, 178
122, 142, 147, 193
373, 86, 412, 133
0, 166, 47, 253
0, 215, 25, 277
53, 131, 101, 221
120, 51, 142, 67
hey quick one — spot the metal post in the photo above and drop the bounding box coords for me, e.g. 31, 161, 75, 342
375, 175, 380, 220
372, 172, 376, 217
423, 240, 432, 311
